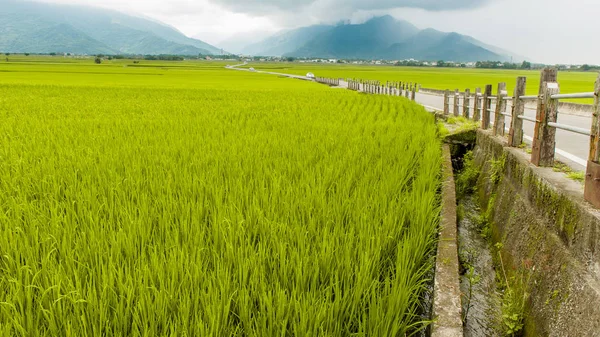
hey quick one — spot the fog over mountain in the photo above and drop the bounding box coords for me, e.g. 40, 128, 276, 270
241, 16, 519, 62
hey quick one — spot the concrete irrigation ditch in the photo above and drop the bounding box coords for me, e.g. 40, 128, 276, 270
440, 125, 600, 336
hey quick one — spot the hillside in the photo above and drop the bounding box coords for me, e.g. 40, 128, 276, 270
241, 25, 333, 57
244, 16, 514, 62
0, 0, 221, 55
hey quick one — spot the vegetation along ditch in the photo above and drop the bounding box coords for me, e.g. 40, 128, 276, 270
450, 135, 531, 337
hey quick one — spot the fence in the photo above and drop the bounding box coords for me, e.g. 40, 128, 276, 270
439, 68, 600, 208
315, 77, 340, 86
317, 77, 419, 101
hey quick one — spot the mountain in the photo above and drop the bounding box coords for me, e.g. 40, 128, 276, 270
205, 30, 275, 55
245, 16, 516, 62
383, 29, 501, 61
241, 25, 333, 57
0, 0, 221, 55
461, 36, 527, 63
291, 16, 420, 59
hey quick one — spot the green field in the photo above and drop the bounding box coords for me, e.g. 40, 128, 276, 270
245, 63, 599, 102
0, 59, 441, 336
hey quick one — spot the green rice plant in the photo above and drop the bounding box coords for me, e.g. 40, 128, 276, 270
0, 63, 442, 336
437, 122, 450, 138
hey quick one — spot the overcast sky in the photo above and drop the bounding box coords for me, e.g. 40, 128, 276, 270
36, 0, 600, 64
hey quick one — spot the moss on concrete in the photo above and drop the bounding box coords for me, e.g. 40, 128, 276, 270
468, 130, 600, 336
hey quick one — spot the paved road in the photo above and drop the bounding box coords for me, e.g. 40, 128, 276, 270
416, 92, 590, 171
228, 63, 319, 82
227, 64, 589, 171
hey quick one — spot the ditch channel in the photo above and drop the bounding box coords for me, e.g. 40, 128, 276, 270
450, 138, 502, 336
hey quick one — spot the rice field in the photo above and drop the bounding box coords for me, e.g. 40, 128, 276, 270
0, 60, 442, 336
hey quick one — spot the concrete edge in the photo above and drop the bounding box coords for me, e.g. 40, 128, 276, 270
431, 144, 463, 337
474, 129, 600, 336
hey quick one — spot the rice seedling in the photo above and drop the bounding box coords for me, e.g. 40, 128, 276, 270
0, 62, 441, 336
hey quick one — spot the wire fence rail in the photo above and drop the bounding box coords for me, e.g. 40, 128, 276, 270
439, 68, 600, 208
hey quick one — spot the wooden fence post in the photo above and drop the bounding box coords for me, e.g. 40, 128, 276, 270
481, 84, 493, 129
453, 89, 460, 116
405, 85, 410, 98
493, 82, 507, 136
444, 90, 450, 115
463, 89, 471, 119
473, 88, 482, 121
411, 85, 416, 101
589, 74, 600, 161
531, 77, 560, 167
585, 73, 600, 207
508, 77, 527, 147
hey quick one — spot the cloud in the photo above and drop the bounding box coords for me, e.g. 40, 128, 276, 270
200, 0, 495, 28
208, 0, 492, 16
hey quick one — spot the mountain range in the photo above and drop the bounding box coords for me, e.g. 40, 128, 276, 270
0, 0, 222, 55
0, 1, 520, 62
242, 16, 519, 62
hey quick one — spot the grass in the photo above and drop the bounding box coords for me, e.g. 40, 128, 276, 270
553, 162, 586, 183
456, 151, 481, 200
495, 244, 530, 337
0, 59, 442, 336
244, 62, 599, 103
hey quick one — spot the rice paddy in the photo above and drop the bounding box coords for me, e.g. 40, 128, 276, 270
0, 60, 442, 336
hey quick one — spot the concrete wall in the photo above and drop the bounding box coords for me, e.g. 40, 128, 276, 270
472, 130, 600, 336
431, 145, 463, 337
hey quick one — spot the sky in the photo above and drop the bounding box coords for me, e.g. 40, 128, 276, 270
33, 0, 600, 64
